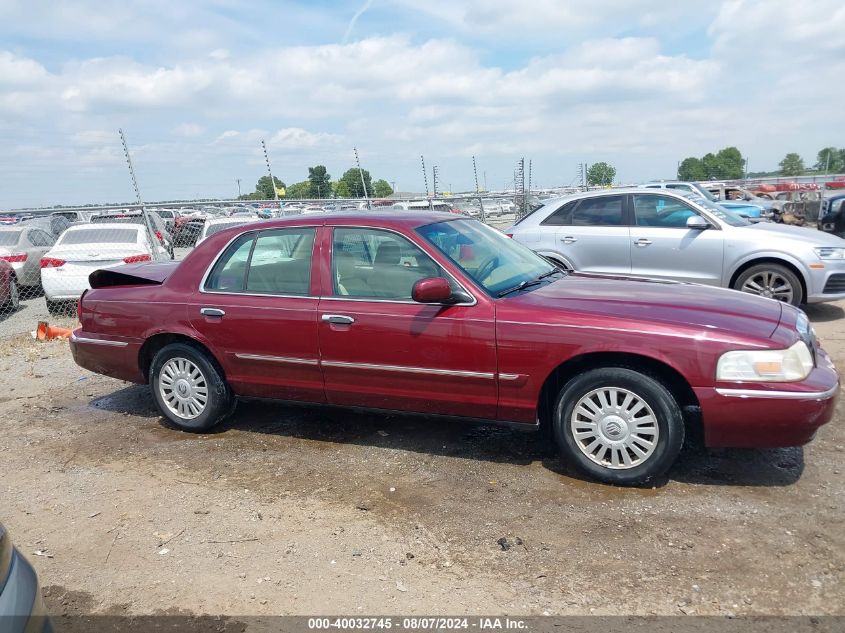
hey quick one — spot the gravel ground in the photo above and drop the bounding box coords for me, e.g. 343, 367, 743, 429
0, 297, 843, 620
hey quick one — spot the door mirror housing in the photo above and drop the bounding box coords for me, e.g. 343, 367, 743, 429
686, 215, 710, 230
412, 277, 453, 303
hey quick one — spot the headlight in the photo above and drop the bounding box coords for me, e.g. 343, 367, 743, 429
814, 247, 845, 260
717, 340, 814, 382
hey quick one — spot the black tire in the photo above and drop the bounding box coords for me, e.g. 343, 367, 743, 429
46, 298, 65, 316
3, 277, 20, 311
149, 342, 234, 432
553, 367, 684, 485
733, 263, 802, 306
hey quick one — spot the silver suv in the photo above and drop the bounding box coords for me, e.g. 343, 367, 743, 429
507, 188, 845, 306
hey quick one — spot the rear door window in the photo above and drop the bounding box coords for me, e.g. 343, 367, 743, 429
204, 227, 316, 295
571, 196, 625, 226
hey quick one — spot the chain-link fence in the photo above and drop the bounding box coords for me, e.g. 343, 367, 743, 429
5, 185, 839, 336
0, 195, 553, 335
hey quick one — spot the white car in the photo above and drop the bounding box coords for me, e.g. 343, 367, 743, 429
41, 224, 168, 313
195, 217, 261, 246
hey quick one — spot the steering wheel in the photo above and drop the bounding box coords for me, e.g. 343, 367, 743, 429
474, 254, 499, 281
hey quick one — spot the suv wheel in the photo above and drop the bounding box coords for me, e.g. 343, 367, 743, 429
553, 367, 684, 485
733, 263, 802, 306
150, 343, 234, 432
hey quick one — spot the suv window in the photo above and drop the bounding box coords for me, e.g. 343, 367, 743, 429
540, 201, 578, 226
332, 228, 443, 299
572, 196, 624, 226
205, 227, 315, 295
633, 194, 699, 228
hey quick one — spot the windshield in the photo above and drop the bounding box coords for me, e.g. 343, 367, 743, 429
683, 193, 751, 227
689, 183, 717, 202
60, 228, 139, 245
0, 231, 22, 246
416, 219, 557, 296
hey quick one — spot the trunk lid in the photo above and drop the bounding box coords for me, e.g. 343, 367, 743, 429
89, 261, 180, 288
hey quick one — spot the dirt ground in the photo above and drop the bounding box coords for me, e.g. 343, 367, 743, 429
0, 301, 843, 619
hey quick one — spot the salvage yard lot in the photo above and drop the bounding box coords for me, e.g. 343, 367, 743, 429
0, 302, 843, 617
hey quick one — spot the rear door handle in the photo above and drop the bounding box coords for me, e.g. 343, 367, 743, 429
322, 314, 355, 325
560, 236, 577, 244
634, 239, 653, 247
200, 307, 225, 317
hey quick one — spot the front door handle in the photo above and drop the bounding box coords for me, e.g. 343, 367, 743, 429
200, 307, 225, 317
634, 239, 653, 247
322, 314, 355, 325
560, 236, 577, 244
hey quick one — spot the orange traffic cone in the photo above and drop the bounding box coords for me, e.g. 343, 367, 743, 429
36, 321, 73, 341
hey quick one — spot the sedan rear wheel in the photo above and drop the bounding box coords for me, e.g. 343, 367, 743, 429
734, 263, 802, 306
150, 343, 233, 432
553, 367, 684, 485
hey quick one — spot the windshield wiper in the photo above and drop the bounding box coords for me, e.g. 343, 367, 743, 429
496, 270, 561, 298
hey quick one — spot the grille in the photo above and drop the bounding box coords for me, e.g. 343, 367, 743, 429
823, 273, 845, 294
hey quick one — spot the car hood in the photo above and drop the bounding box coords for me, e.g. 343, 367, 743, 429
738, 221, 845, 246
506, 272, 783, 342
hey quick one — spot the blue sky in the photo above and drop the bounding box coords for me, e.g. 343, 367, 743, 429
1, 0, 843, 207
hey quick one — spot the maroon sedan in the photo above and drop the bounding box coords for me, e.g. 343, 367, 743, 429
70, 212, 839, 485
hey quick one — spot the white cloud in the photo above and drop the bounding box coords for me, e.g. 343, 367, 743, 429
172, 123, 205, 137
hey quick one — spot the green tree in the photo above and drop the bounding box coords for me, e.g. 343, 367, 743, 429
779, 153, 805, 176
677, 157, 706, 181
815, 147, 845, 173
585, 162, 616, 186
239, 175, 286, 200
676, 146, 746, 180
714, 146, 745, 179
307, 165, 332, 198
286, 181, 311, 198
372, 179, 394, 197
333, 180, 352, 198
337, 167, 373, 198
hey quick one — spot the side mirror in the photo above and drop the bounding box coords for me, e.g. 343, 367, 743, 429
412, 277, 453, 303
686, 215, 709, 230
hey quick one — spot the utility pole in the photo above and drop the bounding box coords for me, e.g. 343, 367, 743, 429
353, 147, 370, 209
118, 128, 157, 252
528, 159, 532, 196
432, 165, 440, 197
421, 155, 432, 210
472, 155, 486, 222
236, 178, 241, 198
261, 139, 281, 213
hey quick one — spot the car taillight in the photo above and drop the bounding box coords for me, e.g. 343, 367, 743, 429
40, 257, 66, 268
155, 230, 163, 241
123, 254, 152, 264
1, 253, 27, 263
505, 233, 513, 238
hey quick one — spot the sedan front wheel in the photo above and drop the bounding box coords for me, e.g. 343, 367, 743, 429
553, 367, 684, 485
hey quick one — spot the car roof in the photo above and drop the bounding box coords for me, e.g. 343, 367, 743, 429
237, 210, 458, 230
537, 187, 694, 208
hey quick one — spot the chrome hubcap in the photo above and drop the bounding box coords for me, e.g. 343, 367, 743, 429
741, 271, 794, 303
158, 358, 208, 420
570, 387, 659, 470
